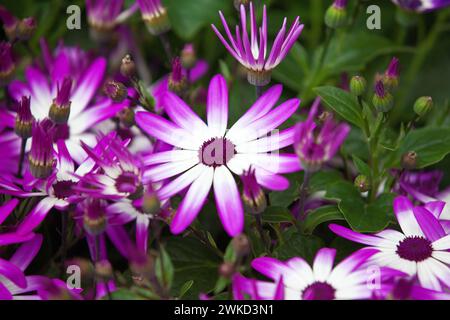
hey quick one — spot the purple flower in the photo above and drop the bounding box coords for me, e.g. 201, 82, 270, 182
293, 98, 350, 171
8, 51, 127, 163
151, 59, 208, 113
233, 248, 402, 300
14, 96, 35, 139
136, 74, 302, 236
0, 41, 15, 85
0, 199, 35, 247
398, 170, 450, 233
391, 0, 450, 12
86, 0, 138, 31
28, 120, 56, 179
137, 0, 170, 35
0, 234, 49, 300
330, 195, 450, 291
0, 130, 21, 176
382, 277, 450, 300
383, 57, 400, 89
0, 5, 18, 39
212, 2, 304, 86
241, 167, 267, 214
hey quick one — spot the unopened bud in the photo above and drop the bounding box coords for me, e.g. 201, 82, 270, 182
413, 96, 433, 117
241, 167, 266, 215
232, 234, 250, 257
15, 96, 34, 139
142, 187, 161, 215
118, 107, 135, 128
104, 81, 128, 103
120, 54, 136, 78
95, 260, 113, 280
82, 200, 108, 236
382, 57, 400, 90
49, 78, 72, 124
354, 175, 370, 192
16, 17, 36, 41
181, 44, 196, 70
324, 0, 348, 29
401, 151, 417, 170
130, 253, 155, 282
373, 81, 393, 112
168, 57, 187, 95
218, 262, 235, 279
350, 76, 367, 96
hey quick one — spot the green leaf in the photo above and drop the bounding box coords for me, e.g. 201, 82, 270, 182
109, 288, 146, 300
314, 86, 364, 128
165, 0, 229, 40
272, 43, 309, 91
387, 127, 450, 169
223, 241, 237, 263
262, 206, 295, 224
179, 280, 194, 299
155, 246, 174, 290
352, 155, 371, 178
309, 170, 344, 193
213, 276, 229, 295
274, 230, 324, 263
303, 205, 344, 234
166, 236, 221, 299
269, 172, 302, 207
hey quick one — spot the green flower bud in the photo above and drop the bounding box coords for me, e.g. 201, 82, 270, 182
350, 76, 367, 96
413, 96, 433, 117
354, 175, 370, 193
324, 0, 348, 29
373, 81, 393, 112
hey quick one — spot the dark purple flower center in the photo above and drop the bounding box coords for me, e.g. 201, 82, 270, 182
302, 282, 336, 300
198, 137, 235, 167
53, 180, 77, 199
116, 172, 140, 194
396, 236, 433, 262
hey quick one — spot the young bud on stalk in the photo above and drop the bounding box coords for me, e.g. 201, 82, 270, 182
120, 54, 136, 78
372, 81, 393, 112
324, 0, 348, 29
413, 96, 433, 117
350, 76, 367, 96
354, 175, 370, 193
401, 151, 417, 170
104, 81, 128, 103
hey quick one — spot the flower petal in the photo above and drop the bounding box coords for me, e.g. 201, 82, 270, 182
213, 166, 244, 236
413, 206, 446, 242
393, 196, 424, 237
207, 74, 228, 137
313, 248, 336, 282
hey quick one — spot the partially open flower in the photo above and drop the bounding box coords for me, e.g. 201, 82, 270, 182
104, 80, 128, 103
0, 41, 15, 85
82, 199, 108, 236
241, 167, 266, 215
212, 2, 304, 86
28, 120, 56, 179
49, 77, 72, 124
168, 57, 187, 95
137, 0, 171, 35
372, 80, 393, 112
0, 5, 18, 40
181, 44, 197, 70
294, 98, 350, 171
14, 96, 35, 139
383, 57, 400, 90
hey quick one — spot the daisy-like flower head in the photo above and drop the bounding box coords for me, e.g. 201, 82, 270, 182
8, 50, 128, 163
136, 74, 302, 236
137, 0, 171, 35
391, 0, 450, 12
77, 136, 144, 201
212, 2, 304, 86
330, 195, 450, 291
233, 248, 403, 300
293, 98, 350, 172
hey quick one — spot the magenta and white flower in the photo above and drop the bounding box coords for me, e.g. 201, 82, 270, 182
136, 74, 302, 236
234, 248, 403, 300
8, 53, 127, 163
330, 196, 450, 291
212, 2, 304, 85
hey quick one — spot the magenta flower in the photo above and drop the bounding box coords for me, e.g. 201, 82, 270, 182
136, 74, 302, 236
0, 5, 18, 39
397, 170, 450, 233
234, 248, 403, 300
0, 199, 35, 246
0, 130, 21, 176
151, 59, 208, 113
381, 277, 450, 300
391, 0, 450, 12
86, 0, 138, 31
212, 2, 304, 86
0, 41, 15, 84
0, 234, 49, 300
8, 52, 127, 163
293, 98, 350, 171
330, 195, 450, 291
137, 0, 171, 35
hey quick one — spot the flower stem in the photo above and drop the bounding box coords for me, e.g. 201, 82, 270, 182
255, 213, 270, 252
17, 138, 27, 178
298, 170, 312, 221
255, 85, 264, 99
318, 28, 333, 72
158, 33, 173, 61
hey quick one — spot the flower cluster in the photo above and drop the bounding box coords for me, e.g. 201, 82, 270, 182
0, 0, 449, 302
